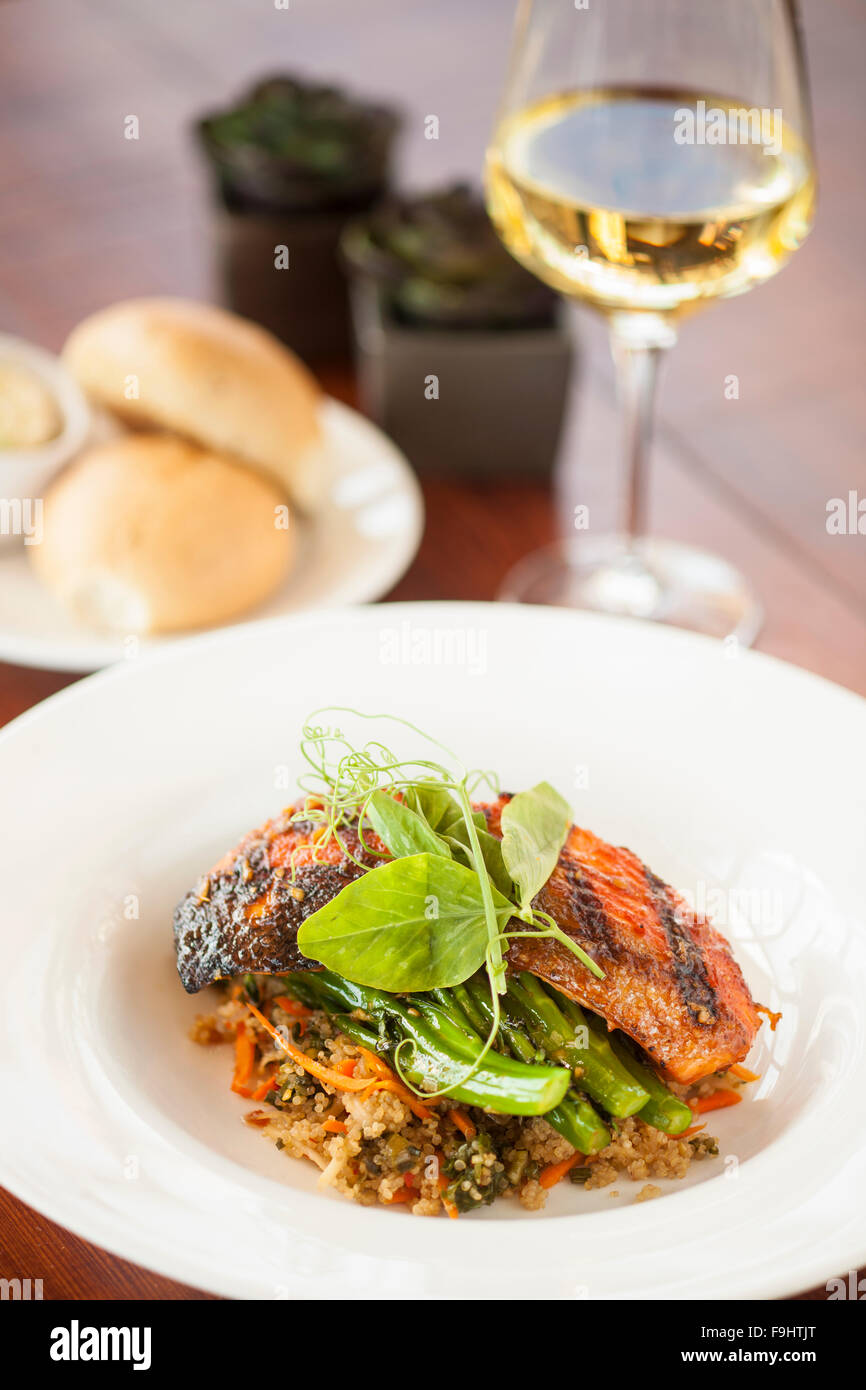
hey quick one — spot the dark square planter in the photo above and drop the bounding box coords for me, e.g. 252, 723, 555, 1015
213, 202, 362, 365
348, 280, 574, 479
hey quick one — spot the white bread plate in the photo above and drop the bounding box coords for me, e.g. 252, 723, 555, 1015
0, 397, 423, 670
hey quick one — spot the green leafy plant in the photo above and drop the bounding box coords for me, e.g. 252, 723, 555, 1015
197, 75, 401, 212
341, 184, 560, 329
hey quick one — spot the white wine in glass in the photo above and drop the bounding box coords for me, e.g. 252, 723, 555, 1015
486, 0, 816, 641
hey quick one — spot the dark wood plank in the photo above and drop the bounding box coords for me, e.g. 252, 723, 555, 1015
0, 1189, 215, 1301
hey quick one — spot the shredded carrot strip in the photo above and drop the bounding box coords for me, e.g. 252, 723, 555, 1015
336, 1058, 358, 1077
353, 1044, 433, 1119
403, 1172, 415, 1189
361, 1077, 432, 1121
730, 1063, 760, 1082
694, 1088, 742, 1114
385, 1185, 413, 1204
679, 1123, 707, 1140
249, 1066, 280, 1101
245, 1000, 375, 1092
356, 1045, 395, 1082
539, 1152, 582, 1189
231, 1023, 256, 1096
323, 1118, 348, 1134
273, 996, 313, 1020
756, 1004, 782, 1031
436, 1171, 458, 1219
449, 1108, 476, 1141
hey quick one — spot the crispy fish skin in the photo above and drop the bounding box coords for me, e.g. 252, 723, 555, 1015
482, 796, 761, 1085
175, 794, 761, 1084
173, 803, 381, 993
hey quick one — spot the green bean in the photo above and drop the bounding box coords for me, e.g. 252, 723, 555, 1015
552, 1092, 610, 1155
465, 975, 541, 1064
421, 989, 484, 1047
548, 985, 652, 1118
285, 970, 570, 1116
409, 994, 494, 1057
388, 1008, 570, 1115
507, 974, 649, 1118
313, 971, 563, 1082
448, 983, 491, 1037
330, 1013, 380, 1052
465, 975, 610, 1155
603, 1030, 694, 1135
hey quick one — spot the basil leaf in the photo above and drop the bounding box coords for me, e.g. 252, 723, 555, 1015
296, 853, 512, 992
364, 789, 452, 861
500, 782, 572, 911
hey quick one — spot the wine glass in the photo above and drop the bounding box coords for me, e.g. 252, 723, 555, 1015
485, 0, 815, 642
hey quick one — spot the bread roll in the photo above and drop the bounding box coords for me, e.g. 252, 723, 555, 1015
30, 434, 292, 634
62, 298, 327, 512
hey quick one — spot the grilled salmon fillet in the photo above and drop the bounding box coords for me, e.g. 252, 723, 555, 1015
174, 795, 761, 1085
484, 796, 761, 1085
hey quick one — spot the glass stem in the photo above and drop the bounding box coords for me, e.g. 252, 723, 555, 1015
608, 317, 675, 545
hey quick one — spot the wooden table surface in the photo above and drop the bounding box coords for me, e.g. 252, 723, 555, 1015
0, 0, 863, 1300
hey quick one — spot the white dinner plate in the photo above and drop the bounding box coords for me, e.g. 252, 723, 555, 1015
0, 602, 864, 1301
0, 399, 423, 672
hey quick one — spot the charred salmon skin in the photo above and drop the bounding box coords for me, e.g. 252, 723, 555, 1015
174, 803, 380, 993
174, 796, 760, 1085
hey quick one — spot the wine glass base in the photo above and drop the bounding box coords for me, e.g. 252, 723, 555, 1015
497, 535, 763, 646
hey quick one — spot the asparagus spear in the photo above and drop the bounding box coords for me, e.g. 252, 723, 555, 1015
443, 983, 490, 1038
506, 973, 650, 1118
284, 970, 570, 1116
334, 996, 605, 1154
602, 1029, 694, 1135
416, 990, 483, 1048
463, 975, 610, 1155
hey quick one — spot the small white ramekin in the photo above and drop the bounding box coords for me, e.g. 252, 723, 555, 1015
0, 335, 92, 546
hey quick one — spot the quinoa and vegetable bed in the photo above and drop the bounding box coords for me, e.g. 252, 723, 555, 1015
177, 711, 769, 1217
191, 969, 753, 1215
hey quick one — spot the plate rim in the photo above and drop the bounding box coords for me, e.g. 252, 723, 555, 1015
2, 599, 864, 746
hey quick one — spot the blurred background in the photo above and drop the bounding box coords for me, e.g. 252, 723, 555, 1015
0, 0, 863, 690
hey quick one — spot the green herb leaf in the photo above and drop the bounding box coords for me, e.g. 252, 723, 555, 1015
442, 823, 514, 899
404, 781, 461, 832
500, 782, 572, 912
296, 853, 513, 992
439, 804, 487, 836
363, 789, 452, 861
